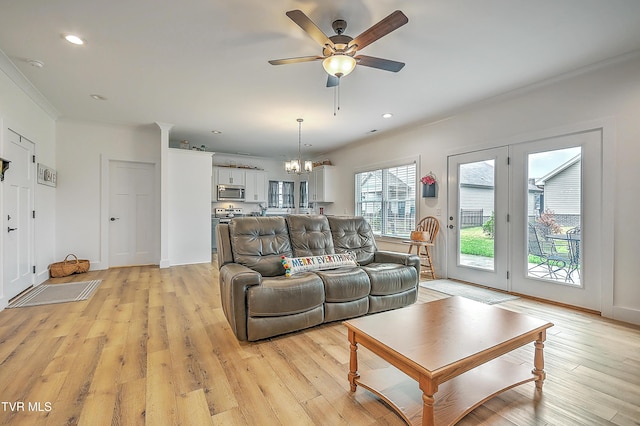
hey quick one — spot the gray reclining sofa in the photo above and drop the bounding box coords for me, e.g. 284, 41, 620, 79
216, 214, 420, 341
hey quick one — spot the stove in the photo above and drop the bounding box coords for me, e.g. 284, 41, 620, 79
214, 208, 244, 224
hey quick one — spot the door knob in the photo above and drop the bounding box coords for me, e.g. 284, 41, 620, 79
110, 217, 120, 221
7, 227, 17, 232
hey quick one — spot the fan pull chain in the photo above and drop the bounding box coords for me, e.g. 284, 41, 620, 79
333, 83, 341, 116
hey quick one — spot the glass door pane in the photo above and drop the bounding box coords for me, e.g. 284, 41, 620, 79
526, 147, 581, 284
458, 159, 496, 271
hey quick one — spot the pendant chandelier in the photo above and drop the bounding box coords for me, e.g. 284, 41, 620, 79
285, 118, 313, 175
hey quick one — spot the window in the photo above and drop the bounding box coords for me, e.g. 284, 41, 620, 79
355, 162, 416, 238
268, 180, 295, 208
299, 180, 308, 208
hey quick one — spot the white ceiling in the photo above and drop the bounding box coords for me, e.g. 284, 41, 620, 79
2, 0, 640, 159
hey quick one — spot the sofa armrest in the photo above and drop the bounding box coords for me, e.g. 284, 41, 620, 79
219, 263, 262, 341
374, 250, 421, 277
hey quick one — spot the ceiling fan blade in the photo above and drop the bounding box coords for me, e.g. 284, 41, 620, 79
355, 55, 405, 72
286, 10, 333, 48
268, 56, 323, 65
349, 10, 408, 51
326, 75, 340, 87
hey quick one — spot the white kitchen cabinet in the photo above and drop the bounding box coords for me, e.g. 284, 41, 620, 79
245, 170, 267, 203
217, 167, 245, 185
309, 165, 334, 203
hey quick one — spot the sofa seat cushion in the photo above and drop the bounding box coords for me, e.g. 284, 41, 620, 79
314, 267, 371, 302
247, 273, 324, 317
362, 263, 418, 296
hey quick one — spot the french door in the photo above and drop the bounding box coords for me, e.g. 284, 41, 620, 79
446, 147, 509, 290
510, 130, 602, 310
447, 130, 603, 310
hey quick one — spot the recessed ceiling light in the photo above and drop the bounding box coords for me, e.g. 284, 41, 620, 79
63, 34, 85, 45
90, 94, 107, 101
27, 59, 44, 68
212, 130, 222, 134
382, 113, 393, 119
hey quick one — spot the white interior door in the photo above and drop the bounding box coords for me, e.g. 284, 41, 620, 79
3, 130, 35, 299
108, 160, 157, 267
446, 147, 509, 290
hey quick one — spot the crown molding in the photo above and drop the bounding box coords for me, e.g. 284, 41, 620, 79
0, 48, 60, 120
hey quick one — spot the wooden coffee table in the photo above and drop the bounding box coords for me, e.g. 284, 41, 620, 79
343, 296, 553, 425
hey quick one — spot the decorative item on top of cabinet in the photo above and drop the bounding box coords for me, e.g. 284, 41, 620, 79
307, 165, 335, 203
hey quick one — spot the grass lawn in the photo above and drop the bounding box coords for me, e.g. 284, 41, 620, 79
460, 226, 494, 257
460, 226, 576, 268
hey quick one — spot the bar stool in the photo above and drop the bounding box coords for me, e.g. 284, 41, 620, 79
406, 216, 439, 280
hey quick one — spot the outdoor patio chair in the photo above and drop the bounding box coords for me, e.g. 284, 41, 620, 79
565, 226, 581, 282
527, 223, 571, 280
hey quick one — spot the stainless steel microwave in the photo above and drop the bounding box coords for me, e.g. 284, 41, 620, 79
217, 184, 245, 201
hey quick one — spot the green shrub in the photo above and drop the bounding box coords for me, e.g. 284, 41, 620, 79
482, 211, 495, 237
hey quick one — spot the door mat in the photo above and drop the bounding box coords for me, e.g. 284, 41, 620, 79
7, 280, 102, 308
420, 279, 519, 305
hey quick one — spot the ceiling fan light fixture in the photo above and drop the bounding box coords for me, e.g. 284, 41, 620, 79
322, 54, 356, 78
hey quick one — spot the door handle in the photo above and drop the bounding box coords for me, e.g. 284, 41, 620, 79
110, 217, 120, 221
7, 227, 17, 232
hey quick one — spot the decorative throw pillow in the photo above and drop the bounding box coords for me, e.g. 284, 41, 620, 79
281, 253, 358, 277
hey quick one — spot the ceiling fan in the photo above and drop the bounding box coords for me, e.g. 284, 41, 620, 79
268, 9, 408, 87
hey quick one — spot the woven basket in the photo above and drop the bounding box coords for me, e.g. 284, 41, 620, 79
410, 230, 430, 242
49, 254, 90, 278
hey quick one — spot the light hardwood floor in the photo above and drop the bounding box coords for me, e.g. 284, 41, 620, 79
0, 261, 639, 425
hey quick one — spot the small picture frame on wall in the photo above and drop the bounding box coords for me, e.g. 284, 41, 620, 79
37, 163, 57, 187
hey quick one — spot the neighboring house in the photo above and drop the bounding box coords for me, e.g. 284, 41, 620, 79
535, 154, 581, 227
527, 178, 544, 220
459, 162, 544, 225
357, 169, 414, 214
459, 161, 494, 224
357, 168, 415, 236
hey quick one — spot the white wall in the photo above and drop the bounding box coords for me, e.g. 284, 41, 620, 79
0, 64, 57, 306
168, 149, 212, 265
325, 54, 640, 325
55, 119, 160, 269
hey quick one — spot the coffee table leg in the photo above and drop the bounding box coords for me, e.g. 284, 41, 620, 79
532, 330, 547, 391
420, 378, 437, 426
348, 329, 360, 392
